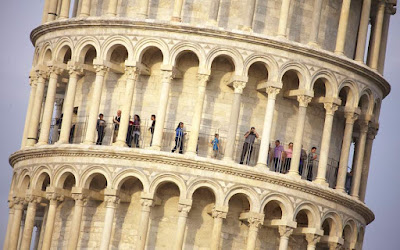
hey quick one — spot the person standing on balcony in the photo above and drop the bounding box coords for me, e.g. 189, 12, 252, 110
299, 146, 307, 176
210, 133, 220, 159
133, 115, 141, 148
112, 110, 121, 143
240, 127, 259, 165
282, 142, 293, 173
172, 122, 186, 154
96, 113, 106, 145
271, 140, 284, 172
126, 119, 134, 147
149, 114, 156, 146
307, 147, 318, 181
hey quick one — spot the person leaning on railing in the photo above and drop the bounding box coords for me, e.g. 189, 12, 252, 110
271, 140, 284, 172
172, 122, 186, 154
96, 113, 106, 145
112, 110, 121, 143
132, 115, 141, 148
149, 114, 156, 146
210, 133, 220, 159
307, 147, 318, 181
282, 142, 293, 173
240, 127, 259, 165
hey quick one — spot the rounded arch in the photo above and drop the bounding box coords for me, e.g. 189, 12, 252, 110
243, 54, 279, 81
310, 69, 338, 98
293, 202, 321, 228
372, 98, 382, 123
320, 211, 343, 237
38, 43, 53, 64
338, 79, 359, 109
149, 173, 187, 199
53, 37, 74, 63
112, 169, 150, 193
342, 219, 358, 247
206, 47, 244, 75
101, 35, 134, 62
133, 38, 169, 64
9, 172, 18, 198
358, 88, 374, 116
32, 47, 41, 67
186, 179, 223, 207
74, 36, 101, 63
169, 42, 206, 69
16, 170, 32, 195
260, 193, 293, 221
223, 185, 260, 212
80, 166, 112, 189
54, 165, 79, 189
278, 61, 311, 90
31, 166, 52, 190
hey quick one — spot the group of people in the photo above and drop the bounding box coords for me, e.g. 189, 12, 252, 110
96, 110, 156, 147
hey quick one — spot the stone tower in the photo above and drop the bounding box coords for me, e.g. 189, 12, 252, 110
5, 0, 397, 249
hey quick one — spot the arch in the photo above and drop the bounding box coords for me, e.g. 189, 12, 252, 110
53, 37, 74, 63
206, 47, 244, 76
338, 79, 359, 109
186, 179, 224, 207
16, 170, 31, 195
80, 166, 112, 189
38, 43, 53, 64
260, 193, 294, 220
8, 172, 18, 198
320, 211, 343, 237
54, 165, 79, 189
223, 185, 260, 212
358, 88, 374, 116
32, 47, 41, 67
278, 61, 311, 90
101, 35, 134, 62
293, 202, 321, 228
112, 168, 150, 193
169, 42, 206, 69
372, 98, 382, 123
149, 173, 187, 199
310, 69, 338, 98
133, 38, 169, 65
342, 219, 358, 248
31, 166, 52, 191
74, 36, 101, 63
243, 54, 279, 82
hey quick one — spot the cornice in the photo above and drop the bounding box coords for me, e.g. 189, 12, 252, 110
9, 146, 375, 224
29, 19, 390, 97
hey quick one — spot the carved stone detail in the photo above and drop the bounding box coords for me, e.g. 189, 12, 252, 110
211, 209, 227, 219
161, 70, 173, 83
344, 112, 359, 124
140, 198, 154, 212
93, 64, 109, 76
233, 80, 247, 94
278, 225, 293, 238
324, 102, 339, 115
104, 195, 120, 208
297, 95, 313, 107
178, 204, 192, 216
197, 74, 210, 87
305, 233, 321, 246
248, 217, 263, 229
125, 66, 139, 80
266, 86, 280, 99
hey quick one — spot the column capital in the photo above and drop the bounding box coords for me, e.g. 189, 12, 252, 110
140, 198, 155, 212
358, 119, 370, 133
197, 73, 210, 87
47, 65, 63, 78
46, 191, 65, 203
367, 126, 378, 140
35, 69, 48, 80
104, 195, 120, 208
211, 208, 228, 219
233, 80, 247, 94
266, 86, 281, 99
13, 197, 27, 209
305, 233, 321, 246
71, 192, 88, 206
324, 102, 339, 115
67, 64, 84, 76
25, 194, 43, 205
344, 111, 359, 124
248, 216, 263, 230
297, 95, 313, 107
93, 64, 109, 76
278, 225, 294, 238
161, 69, 174, 83
328, 242, 342, 250
178, 203, 192, 217
125, 66, 139, 80
8, 198, 15, 209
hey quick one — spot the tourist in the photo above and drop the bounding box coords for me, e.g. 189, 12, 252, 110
172, 122, 185, 154
133, 115, 141, 148
307, 147, 318, 181
299, 146, 307, 176
210, 133, 220, 159
240, 127, 259, 165
96, 113, 106, 145
272, 140, 284, 172
282, 142, 293, 173
112, 110, 121, 143
149, 114, 156, 146
126, 119, 134, 147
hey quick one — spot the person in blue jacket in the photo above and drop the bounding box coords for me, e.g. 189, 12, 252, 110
172, 122, 186, 154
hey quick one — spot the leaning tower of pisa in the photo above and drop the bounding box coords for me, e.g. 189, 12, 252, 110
5, 0, 397, 249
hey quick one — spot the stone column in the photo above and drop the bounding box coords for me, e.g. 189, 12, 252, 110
334, 0, 352, 55
42, 0, 51, 23
105, 0, 119, 17
47, 0, 59, 21
138, 0, 150, 18
172, 0, 184, 22
3, 200, 15, 250
79, 0, 91, 17
350, 120, 369, 198
137, 198, 154, 250
246, 217, 263, 250
257, 86, 280, 168
151, 70, 173, 150
67, 193, 87, 250
210, 209, 227, 250
20, 196, 41, 250
368, 1, 385, 70
277, 0, 291, 38
26, 71, 47, 146
335, 111, 358, 192
308, 0, 324, 46
174, 204, 192, 250
59, 0, 71, 19
38, 67, 61, 145
354, 0, 371, 62
208, 0, 221, 25
315, 102, 339, 185
114, 66, 139, 146
99, 195, 120, 250
83, 65, 108, 145
278, 225, 293, 250
359, 126, 377, 202
223, 80, 247, 162
9, 198, 25, 250
21, 77, 37, 148
32, 221, 42, 250
243, 0, 257, 31
378, 12, 391, 74
305, 234, 321, 250
17, 216, 25, 250
186, 74, 210, 155
328, 242, 341, 250
289, 95, 312, 176
58, 65, 82, 144
42, 192, 64, 250
72, 0, 79, 17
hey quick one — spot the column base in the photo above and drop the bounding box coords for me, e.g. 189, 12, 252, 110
171, 17, 181, 22
314, 178, 329, 186
334, 51, 345, 56
55, 140, 67, 145
150, 145, 161, 151
104, 13, 117, 18
112, 141, 127, 147
240, 26, 252, 32
36, 141, 48, 146
307, 41, 320, 48
185, 151, 197, 157
287, 171, 302, 179
334, 187, 347, 194
82, 141, 95, 145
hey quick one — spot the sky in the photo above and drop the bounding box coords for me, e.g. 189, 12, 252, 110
0, 1, 399, 249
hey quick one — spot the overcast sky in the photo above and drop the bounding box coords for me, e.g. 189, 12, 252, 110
0, 1, 399, 249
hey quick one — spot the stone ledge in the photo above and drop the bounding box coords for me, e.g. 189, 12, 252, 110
9, 144, 375, 224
